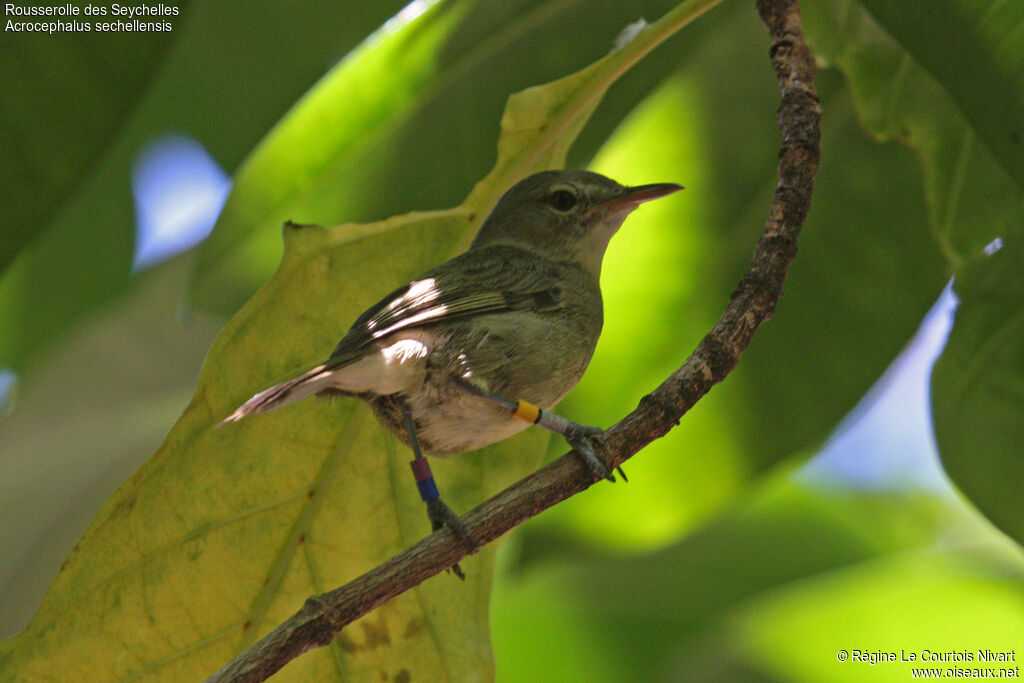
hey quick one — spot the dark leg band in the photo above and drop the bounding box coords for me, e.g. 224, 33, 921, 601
410, 457, 440, 502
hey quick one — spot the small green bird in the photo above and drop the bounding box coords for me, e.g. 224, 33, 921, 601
223, 169, 680, 550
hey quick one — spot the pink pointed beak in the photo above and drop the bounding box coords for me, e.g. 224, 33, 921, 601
597, 182, 683, 213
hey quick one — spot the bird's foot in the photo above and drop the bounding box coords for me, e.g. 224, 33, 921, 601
426, 498, 475, 579
564, 424, 626, 483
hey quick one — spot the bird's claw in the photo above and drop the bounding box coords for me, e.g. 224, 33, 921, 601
426, 498, 475, 579
565, 424, 620, 483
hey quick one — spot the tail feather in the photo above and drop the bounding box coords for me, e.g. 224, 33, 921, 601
221, 363, 337, 424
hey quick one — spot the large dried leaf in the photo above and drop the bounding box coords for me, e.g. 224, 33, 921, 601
0, 2, 721, 679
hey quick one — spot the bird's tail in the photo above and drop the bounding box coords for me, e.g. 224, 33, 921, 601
221, 362, 339, 424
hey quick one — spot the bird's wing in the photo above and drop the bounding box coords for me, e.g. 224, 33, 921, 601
221, 247, 569, 423
330, 246, 565, 361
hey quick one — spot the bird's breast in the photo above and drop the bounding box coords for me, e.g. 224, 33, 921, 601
364, 303, 600, 454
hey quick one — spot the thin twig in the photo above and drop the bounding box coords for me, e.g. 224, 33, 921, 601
206, 1, 820, 680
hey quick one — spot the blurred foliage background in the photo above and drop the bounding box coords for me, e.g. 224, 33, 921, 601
1, 0, 1022, 681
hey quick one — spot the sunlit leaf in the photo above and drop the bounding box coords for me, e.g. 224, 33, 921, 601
547, 70, 751, 550
494, 478, 1004, 682
189, 0, 728, 316
527, 2, 955, 551
189, 0, 468, 312
732, 548, 1024, 681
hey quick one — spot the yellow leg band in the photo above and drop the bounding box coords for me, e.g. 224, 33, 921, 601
513, 400, 541, 424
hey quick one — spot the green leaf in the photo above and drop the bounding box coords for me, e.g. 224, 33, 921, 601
731, 550, 1024, 682
494, 478, 1020, 682
802, 0, 1024, 265
0, 0, 410, 372
803, 0, 1024, 549
188, 0, 727, 316
737, 87, 948, 461
0, 178, 513, 683
189, 0, 469, 312
526, 2, 960, 551
0, 3, 722, 678
0, 5, 184, 272
857, 0, 1024, 195
932, 236, 1024, 547
543, 61, 760, 548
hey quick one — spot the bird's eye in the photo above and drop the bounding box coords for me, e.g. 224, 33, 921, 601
548, 189, 577, 212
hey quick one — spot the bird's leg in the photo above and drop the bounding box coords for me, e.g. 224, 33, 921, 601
395, 397, 474, 577
454, 378, 624, 483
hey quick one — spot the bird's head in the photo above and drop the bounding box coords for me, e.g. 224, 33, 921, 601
471, 169, 681, 277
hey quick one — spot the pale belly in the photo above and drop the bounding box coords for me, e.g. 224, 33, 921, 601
410, 392, 534, 454
363, 375, 573, 455
346, 309, 598, 454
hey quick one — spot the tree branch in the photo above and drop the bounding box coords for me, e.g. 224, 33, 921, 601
206, 1, 820, 680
